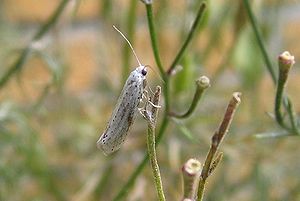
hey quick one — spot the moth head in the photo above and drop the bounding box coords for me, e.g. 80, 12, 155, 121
136, 65, 148, 76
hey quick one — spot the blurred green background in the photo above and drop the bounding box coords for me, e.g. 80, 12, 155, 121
0, 0, 300, 200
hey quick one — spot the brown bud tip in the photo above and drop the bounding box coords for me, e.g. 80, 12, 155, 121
278, 51, 295, 70
196, 76, 210, 89
182, 158, 202, 176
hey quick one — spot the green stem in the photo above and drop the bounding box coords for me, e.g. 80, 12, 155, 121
146, 4, 167, 81
243, 0, 300, 134
274, 71, 286, 127
112, 116, 169, 201
285, 99, 299, 134
167, 2, 206, 75
169, 76, 210, 119
122, 0, 138, 85
0, 0, 69, 89
146, 87, 166, 201
242, 0, 276, 83
274, 53, 297, 133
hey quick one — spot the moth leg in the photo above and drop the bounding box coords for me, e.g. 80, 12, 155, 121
142, 89, 148, 101
138, 90, 149, 110
141, 89, 161, 108
138, 107, 150, 120
148, 100, 161, 108
138, 90, 152, 120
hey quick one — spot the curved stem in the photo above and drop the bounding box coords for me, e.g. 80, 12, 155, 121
167, 2, 206, 75
275, 52, 298, 133
146, 4, 167, 81
169, 76, 210, 119
243, 0, 299, 134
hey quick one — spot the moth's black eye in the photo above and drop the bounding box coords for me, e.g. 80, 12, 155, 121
141, 68, 147, 76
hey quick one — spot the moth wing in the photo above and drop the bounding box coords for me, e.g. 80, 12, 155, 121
97, 71, 144, 155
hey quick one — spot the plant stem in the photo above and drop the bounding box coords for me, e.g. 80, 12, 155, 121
112, 116, 169, 201
243, 0, 299, 134
242, 0, 276, 83
274, 72, 285, 128
182, 159, 202, 200
146, 4, 167, 81
147, 123, 166, 201
0, 0, 69, 89
167, 2, 206, 75
197, 92, 241, 201
169, 76, 210, 119
275, 51, 298, 133
285, 99, 299, 134
145, 87, 166, 201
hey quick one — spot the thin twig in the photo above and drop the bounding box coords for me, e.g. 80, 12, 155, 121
145, 4, 166, 80
197, 92, 241, 201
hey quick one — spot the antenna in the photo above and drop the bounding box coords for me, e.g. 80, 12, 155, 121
113, 25, 142, 67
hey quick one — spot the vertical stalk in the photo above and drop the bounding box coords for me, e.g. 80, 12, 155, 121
182, 159, 202, 200
197, 92, 241, 201
275, 51, 297, 133
167, 2, 206, 75
145, 4, 167, 81
112, 117, 169, 201
145, 87, 166, 201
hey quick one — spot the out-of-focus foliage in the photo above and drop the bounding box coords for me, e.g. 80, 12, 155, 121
0, 0, 300, 200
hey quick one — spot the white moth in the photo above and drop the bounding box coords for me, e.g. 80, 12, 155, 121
97, 26, 148, 155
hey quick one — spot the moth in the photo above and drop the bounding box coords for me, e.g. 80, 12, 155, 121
97, 26, 148, 155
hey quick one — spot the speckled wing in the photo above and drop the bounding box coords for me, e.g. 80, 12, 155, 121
97, 68, 145, 155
